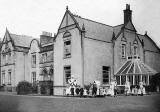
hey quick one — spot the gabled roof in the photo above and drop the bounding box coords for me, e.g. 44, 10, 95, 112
113, 24, 123, 37
138, 34, 160, 52
73, 15, 114, 42
10, 33, 33, 48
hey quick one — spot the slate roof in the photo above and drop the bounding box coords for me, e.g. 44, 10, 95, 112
138, 34, 160, 52
10, 33, 33, 48
73, 14, 159, 51
40, 36, 54, 46
113, 24, 123, 37
73, 15, 115, 42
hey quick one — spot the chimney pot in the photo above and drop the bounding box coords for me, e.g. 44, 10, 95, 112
124, 4, 132, 24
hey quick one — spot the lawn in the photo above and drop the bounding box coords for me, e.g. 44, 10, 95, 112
0, 93, 160, 112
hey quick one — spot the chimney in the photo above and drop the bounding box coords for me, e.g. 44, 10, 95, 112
123, 4, 132, 24
40, 31, 53, 46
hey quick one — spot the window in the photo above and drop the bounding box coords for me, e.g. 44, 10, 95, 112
102, 66, 110, 84
31, 54, 36, 67
32, 72, 36, 84
128, 75, 133, 85
142, 75, 147, 85
8, 52, 11, 63
41, 54, 44, 63
40, 53, 47, 63
3, 54, 6, 65
2, 71, 5, 84
121, 75, 126, 85
116, 76, 120, 85
133, 46, 137, 56
64, 66, 71, 84
8, 71, 11, 85
64, 40, 71, 58
135, 75, 140, 85
121, 44, 126, 58
44, 53, 47, 62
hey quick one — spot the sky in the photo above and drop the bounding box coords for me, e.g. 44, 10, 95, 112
0, 0, 160, 46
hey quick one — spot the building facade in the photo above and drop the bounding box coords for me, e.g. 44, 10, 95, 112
0, 29, 33, 91
0, 4, 160, 95
39, 32, 54, 95
53, 5, 160, 95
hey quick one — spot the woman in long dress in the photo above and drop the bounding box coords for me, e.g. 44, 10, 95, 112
125, 80, 131, 96
107, 81, 115, 96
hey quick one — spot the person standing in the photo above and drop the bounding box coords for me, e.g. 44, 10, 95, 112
92, 81, 97, 97
124, 79, 130, 96
114, 80, 118, 97
75, 86, 80, 96
80, 87, 84, 97
70, 85, 74, 96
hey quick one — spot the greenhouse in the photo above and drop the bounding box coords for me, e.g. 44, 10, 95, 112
115, 57, 157, 86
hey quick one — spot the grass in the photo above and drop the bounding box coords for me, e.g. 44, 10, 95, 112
0, 93, 160, 112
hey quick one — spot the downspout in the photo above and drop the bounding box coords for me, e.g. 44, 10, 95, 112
81, 24, 85, 87
23, 52, 25, 80
112, 32, 115, 82
112, 39, 115, 81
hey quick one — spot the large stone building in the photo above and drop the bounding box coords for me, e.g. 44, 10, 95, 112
53, 5, 160, 95
0, 30, 54, 92
39, 32, 54, 95
0, 4, 160, 95
0, 29, 33, 91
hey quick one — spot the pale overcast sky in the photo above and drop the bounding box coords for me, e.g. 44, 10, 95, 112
0, 0, 160, 46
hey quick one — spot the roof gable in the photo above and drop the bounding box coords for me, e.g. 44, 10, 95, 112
3, 29, 13, 43
113, 24, 123, 38
124, 21, 136, 32
59, 10, 77, 30
138, 34, 160, 52
10, 34, 33, 48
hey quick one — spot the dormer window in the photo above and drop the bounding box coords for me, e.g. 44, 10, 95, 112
63, 31, 71, 58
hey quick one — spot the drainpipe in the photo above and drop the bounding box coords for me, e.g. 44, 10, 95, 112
81, 24, 86, 87
23, 53, 25, 80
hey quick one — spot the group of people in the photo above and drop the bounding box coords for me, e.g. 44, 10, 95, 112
124, 79, 146, 96
65, 78, 102, 97
65, 76, 146, 97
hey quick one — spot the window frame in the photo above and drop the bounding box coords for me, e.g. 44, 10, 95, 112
64, 65, 71, 84
121, 44, 126, 58
8, 70, 11, 85
102, 66, 110, 84
31, 54, 36, 68
2, 71, 5, 85
63, 31, 71, 59
31, 72, 36, 84
64, 39, 71, 58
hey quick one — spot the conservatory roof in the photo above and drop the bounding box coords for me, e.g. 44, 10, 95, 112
115, 57, 157, 76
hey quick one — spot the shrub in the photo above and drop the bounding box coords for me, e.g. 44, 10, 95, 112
40, 83, 47, 95
32, 83, 38, 93
17, 81, 32, 95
